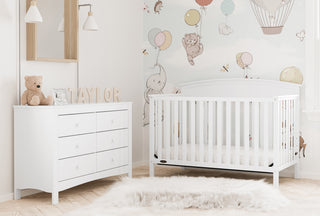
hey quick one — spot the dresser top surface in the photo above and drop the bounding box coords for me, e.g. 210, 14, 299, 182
14, 102, 132, 110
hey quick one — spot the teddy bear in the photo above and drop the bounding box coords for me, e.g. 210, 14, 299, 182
21, 76, 53, 106
143, 65, 167, 126
182, 33, 204, 66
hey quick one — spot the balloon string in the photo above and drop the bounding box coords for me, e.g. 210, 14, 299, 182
199, 7, 205, 38
155, 48, 161, 67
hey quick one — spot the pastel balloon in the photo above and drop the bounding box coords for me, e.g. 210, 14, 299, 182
185, 9, 201, 26
221, 0, 235, 16
236, 53, 245, 69
148, 28, 161, 48
154, 32, 166, 47
160, 31, 172, 51
280, 66, 303, 84
252, 0, 289, 13
196, 0, 213, 6
241, 52, 253, 67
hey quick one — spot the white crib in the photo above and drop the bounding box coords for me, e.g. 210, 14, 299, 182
149, 79, 300, 187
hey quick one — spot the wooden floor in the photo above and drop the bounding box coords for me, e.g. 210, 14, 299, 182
0, 165, 319, 216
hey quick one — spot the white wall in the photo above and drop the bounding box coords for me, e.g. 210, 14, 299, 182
1, 0, 144, 201
0, 0, 18, 202
78, 0, 144, 163
19, 0, 78, 95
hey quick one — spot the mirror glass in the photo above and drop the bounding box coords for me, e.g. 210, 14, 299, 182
37, 0, 64, 59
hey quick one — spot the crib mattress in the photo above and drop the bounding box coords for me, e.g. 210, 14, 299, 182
156, 144, 274, 167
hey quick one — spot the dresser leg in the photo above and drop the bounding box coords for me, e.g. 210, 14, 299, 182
14, 189, 21, 200
52, 191, 59, 205
128, 169, 133, 178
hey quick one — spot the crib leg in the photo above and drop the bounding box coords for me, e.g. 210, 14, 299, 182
294, 162, 300, 179
273, 171, 279, 188
149, 163, 155, 177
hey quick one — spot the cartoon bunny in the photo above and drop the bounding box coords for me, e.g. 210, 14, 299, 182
143, 65, 167, 126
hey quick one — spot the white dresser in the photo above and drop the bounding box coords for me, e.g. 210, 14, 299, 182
14, 103, 132, 205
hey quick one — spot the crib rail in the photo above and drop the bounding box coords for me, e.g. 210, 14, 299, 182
149, 94, 299, 173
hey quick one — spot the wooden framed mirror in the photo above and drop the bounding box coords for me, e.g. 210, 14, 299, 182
26, 0, 78, 63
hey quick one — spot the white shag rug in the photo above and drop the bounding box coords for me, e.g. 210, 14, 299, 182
65, 176, 289, 216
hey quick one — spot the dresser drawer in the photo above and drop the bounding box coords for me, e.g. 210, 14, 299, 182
58, 133, 96, 159
58, 113, 96, 137
58, 154, 96, 181
97, 129, 128, 152
97, 111, 128, 132
97, 148, 128, 172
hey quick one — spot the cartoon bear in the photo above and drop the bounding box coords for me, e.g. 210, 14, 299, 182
21, 76, 53, 106
143, 65, 167, 126
182, 33, 204, 66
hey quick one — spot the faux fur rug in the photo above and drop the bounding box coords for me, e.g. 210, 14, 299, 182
65, 177, 289, 216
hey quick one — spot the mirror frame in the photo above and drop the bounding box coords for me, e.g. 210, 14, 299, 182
26, 0, 79, 63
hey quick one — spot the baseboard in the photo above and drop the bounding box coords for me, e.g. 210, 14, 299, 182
0, 193, 13, 203
133, 161, 148, 168
280, 169, 320, 180
0, 189, 42, 203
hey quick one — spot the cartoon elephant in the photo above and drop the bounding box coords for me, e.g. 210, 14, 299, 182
143, 65, 167, 126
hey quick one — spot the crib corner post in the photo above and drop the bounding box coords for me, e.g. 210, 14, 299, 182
273, 98, 280, 170
149, 96, 155, 177
149, 163, 155, 177
273, 171, 279, 188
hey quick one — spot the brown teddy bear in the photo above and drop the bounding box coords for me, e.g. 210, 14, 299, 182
21, 76, 53, 106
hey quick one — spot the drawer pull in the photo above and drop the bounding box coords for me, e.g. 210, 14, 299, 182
75, 123, 80, 128
111, 158, 114, 162
75, 144, 79, 149
75, 165, 79, 170
111, 138, 114, 143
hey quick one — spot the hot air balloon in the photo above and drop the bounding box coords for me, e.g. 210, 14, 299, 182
249, 0, 295, 35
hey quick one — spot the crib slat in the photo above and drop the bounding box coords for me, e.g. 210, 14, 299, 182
253, 102, 259, 167
217, 101, 223, 164
164, 100, 170, 160
190, 101, 196, 162
149, 98, 155, 165
208, 101, 213, 163
273, 99, 280, 170
235, 101, 240, 165
244, 101, 250, 166
280, 101, 284, 166
182, 101, 187, 161
199, 101, 204, 163
263, 102, 269, 167
292, 100, 296, 162
287, 100, 291, 164
293, 99, 298, 161
174, 101, 179, 161
157, 100, 162, 160
226, 101, 231, 165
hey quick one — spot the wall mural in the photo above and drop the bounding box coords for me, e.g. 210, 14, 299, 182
183, 0, 214, 66
249, 0, 295, 35
143, 0, 305, 126
219, 0, 235, 35
296, 30, 305, 42
143, 28, 174, 125
154, 0, 164, 14
236, 52, 254, 79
